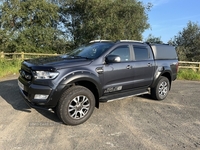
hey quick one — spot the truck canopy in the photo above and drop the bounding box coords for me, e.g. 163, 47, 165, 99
151, 44, 178, 60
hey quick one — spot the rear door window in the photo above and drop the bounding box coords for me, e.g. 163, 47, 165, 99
133, 46, 149, 61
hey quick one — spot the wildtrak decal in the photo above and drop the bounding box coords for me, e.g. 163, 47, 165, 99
104, 86, 122, 93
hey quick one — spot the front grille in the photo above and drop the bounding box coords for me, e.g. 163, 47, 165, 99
21, 64, 31, 73
20, 64, 33, 81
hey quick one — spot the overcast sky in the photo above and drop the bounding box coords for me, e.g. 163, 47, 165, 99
142, 0, 200, 43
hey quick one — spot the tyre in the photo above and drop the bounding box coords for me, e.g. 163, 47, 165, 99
151, 76, 170, 100
56, 86, 95, 125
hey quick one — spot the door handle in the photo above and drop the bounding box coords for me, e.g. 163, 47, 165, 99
148, 63, 152, 67
126, 65, 132, 69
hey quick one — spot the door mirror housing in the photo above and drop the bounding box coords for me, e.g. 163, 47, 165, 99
105, 55, 121, 63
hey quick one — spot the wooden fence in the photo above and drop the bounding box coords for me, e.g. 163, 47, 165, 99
1, 51, 200, 71
0, 51, 59, 59
178, 61, 200, 71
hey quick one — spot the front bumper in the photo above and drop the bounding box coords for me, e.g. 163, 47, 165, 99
19, 87, 52, 111
18, 76, 55, 110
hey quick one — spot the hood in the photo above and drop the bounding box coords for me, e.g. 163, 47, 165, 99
23, 55, 93, 70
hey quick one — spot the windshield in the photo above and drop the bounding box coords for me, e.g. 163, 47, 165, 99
68, 43, 114, 59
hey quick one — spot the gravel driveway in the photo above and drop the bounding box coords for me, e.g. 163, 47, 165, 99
0, 75, 200, 150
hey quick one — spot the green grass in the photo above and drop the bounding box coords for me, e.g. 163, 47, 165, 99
177, 69, 200, 81
0, 59, 22, 78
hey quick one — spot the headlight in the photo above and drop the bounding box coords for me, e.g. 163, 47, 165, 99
33, 71, 59, 79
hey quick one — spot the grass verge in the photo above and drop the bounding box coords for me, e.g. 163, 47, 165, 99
0, 59, 22, 78
177, 69, 200, 81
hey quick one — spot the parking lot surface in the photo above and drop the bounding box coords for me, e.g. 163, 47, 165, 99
0, 75, 200, 150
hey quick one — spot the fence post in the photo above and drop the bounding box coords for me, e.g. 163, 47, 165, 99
199, 63, 200, 72
1, 51, 4, 59
21, 52, 24, 60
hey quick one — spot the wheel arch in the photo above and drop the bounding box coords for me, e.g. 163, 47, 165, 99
56, 71, 102, 108
72, 80, 100, 108
151, 68, 172, 90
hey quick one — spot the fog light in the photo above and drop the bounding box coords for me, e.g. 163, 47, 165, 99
34, 94, 49, 100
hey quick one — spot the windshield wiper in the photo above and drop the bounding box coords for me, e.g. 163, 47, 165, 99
69, 55, 91, 59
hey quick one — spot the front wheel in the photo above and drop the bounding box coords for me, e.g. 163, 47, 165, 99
151, 76, 170, 100
56, 86, 95, 125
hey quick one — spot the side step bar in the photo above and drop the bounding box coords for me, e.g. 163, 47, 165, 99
100, 89, 149, 102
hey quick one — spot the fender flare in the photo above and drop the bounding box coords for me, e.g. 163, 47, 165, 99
54, 70, 102, 107
151, 66, 173, 88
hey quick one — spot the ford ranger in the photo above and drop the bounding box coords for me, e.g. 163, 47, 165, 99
18, 40, 178, 125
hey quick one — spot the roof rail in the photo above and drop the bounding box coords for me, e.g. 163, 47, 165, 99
146, 42, 170, 46
117, 40, 143, 43
89, 40, 113, 43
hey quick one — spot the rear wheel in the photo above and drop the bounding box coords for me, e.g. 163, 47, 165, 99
56, 86, 95, 125
151, 76, 170, 100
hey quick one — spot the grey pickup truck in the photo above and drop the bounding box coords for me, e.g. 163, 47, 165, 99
18, 40, 178, 125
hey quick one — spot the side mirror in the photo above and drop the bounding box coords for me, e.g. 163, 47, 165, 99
105, 55, 121, 63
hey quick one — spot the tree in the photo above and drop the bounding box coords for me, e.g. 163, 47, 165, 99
170, 21, 200, 61
60, 0, 151, 46
0, 0, 152, 53
0, 0, 68, 53
145, 34, 163, 44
